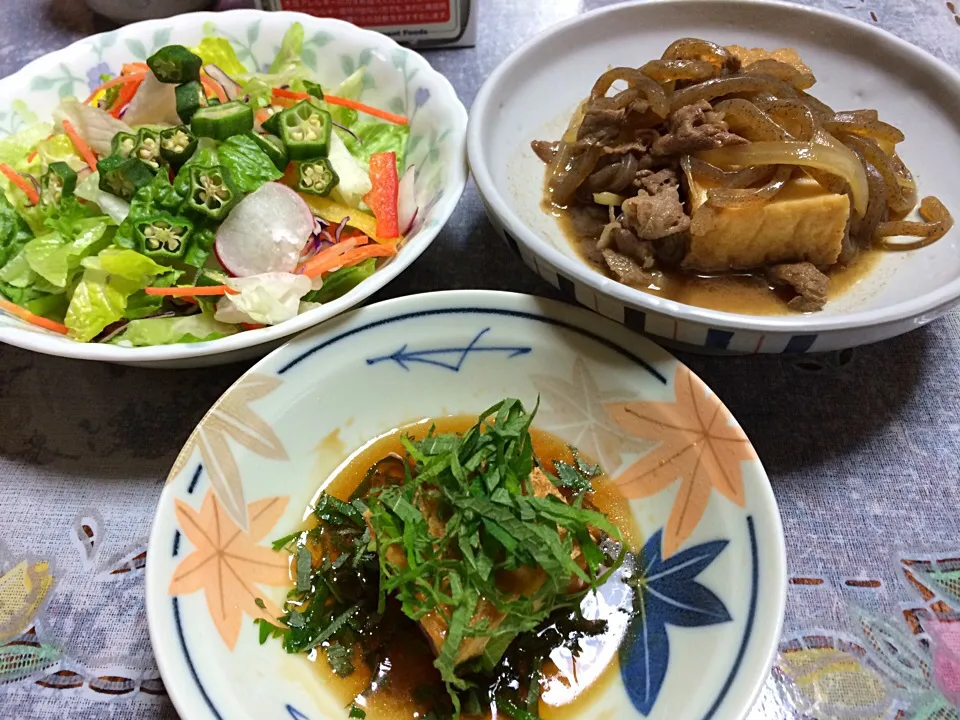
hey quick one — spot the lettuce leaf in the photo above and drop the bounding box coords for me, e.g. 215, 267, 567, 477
0, 122, 53, 172
112, 312, 237, 346
218, 134, 283, 193
123, 73, 180, 127
65, 248, 168, 341
215, 272, 311, 325
0, 193, 34, 268
324, 69, 364, 127
53, 97, 132, 156
341, 120, 410, 173
191, 37, 248, 77
303, 258, 376, 304
22, 217, 111, 288
327, 131, 371, 208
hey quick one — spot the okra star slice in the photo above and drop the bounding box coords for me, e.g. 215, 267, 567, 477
147, 45, 203, 84
296, 158, 339, 196
96, 155, 155, 200
41, 162, 77, 205
134, 213, 194, 261
279, 100, 332, 160
159, 126, 198, 165
183, 164, 240, 221
134, 128, 163, 170
111, 131, 138, 159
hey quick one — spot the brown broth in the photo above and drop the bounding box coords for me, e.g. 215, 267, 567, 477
550, 204, 881, 316
297, 416, 639, 720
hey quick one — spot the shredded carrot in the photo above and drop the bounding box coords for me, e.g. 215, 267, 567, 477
143, 286, 239, 297
122, 62, 150, 75
0, 163, 39, 205
61, 119, 99, 169
242, 322, 265, 331
0, 298, 68, 335
324, 94, 409, 125
300, 242, 395, 279
272, 88, 309, 101
108, 76, 144, 118
200, 74, 228, 103
255, 108, 272, 125
269, 88, 408, 125
83, 71, 148, 105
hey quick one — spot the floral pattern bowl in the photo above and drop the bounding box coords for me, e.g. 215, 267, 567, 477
0, 10, 467, 368
145, 289, 787, 720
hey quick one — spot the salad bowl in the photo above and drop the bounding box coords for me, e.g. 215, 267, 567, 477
0, 10, 467, 367
146, 290, 787, 720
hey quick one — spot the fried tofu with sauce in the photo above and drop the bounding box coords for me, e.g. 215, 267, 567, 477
417, 467, 591, 665
684, 176, 850, 272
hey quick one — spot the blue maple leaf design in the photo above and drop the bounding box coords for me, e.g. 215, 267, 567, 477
619, 529, 732, 716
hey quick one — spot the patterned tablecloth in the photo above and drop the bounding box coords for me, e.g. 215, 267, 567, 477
1, 0, 959, 718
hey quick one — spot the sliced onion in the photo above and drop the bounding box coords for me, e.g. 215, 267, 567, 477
697, 139, 869, 216
878, 197, 954, 249
707, 166, 794, 208
214, 182, 314, 277
203, 64, 242, 100
593, 191, 626, 206
398, 167, 418, 235
671, 74, 798, 112
713, 99, 790, 141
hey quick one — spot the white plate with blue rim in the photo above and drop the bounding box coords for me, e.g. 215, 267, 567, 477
145, 289, 786, 720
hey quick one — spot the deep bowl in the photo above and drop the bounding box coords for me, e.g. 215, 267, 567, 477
468, 0, 960, 353
0, 10, 467, 367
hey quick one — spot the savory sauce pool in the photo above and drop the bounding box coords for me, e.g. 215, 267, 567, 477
298, 416, 640, 720
549, 204, 881, 315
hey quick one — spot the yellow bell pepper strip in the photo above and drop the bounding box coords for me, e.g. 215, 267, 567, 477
298, 194, 400, 246
362, 152, 400, 239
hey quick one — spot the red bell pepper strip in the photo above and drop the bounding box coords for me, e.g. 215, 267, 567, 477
362, 152, 400, 240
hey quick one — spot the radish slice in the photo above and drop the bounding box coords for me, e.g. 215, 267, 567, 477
398, 166, 418, 235
215, 183, 314, 277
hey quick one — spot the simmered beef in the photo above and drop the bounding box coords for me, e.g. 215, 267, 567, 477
531, 140, 559, 164
652, 100, 746, 156
767, 262, 829, 312
622, 184, 691, 240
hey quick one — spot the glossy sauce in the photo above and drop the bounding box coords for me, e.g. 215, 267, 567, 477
299, 416, 640, 720
550, 205, 881, 316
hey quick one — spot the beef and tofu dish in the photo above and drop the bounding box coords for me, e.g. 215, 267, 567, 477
259, 400, 637, 720
534, 39, 954, 313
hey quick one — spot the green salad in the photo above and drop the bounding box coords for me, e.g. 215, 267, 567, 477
0, 24, 417, 346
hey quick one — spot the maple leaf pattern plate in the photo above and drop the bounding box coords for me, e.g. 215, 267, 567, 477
146, 290, 787, 720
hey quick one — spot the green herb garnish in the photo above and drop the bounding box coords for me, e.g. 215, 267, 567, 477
262, 399, 626, 719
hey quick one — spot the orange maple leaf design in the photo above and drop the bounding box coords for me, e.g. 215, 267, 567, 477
168, 490, 290, 650
605, 366, 756, 558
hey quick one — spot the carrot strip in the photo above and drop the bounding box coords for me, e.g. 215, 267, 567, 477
269, 88, 408, 124
83, 71, 148, 105
255, 108, 272, 125
272, 88, 309, 101
324, 94, 408, 125
108, 76, 144, 118
61, 120, 99, 169
0, 163, 39, 205
200, 74, 228, 103
0, 298, 68, 335
241, 322, 265, 331
122, 62, 150, 75
143, 286, 239, 297
300, 243, 395, 279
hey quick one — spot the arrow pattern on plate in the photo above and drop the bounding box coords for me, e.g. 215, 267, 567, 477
365, 327, 532, 372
